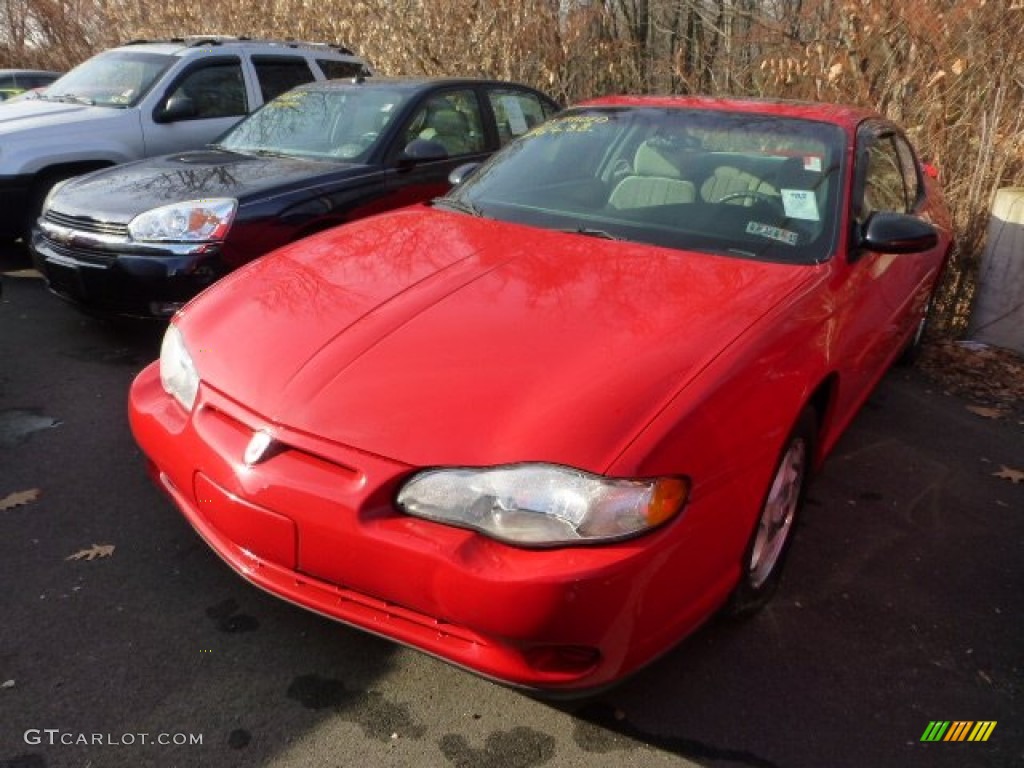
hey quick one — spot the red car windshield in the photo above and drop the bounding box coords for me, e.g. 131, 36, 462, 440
448, 106, 847, 264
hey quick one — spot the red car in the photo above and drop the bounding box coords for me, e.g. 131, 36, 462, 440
129, 96, 952, 694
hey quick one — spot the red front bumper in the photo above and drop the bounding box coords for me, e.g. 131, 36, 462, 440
128, 362, 724, 692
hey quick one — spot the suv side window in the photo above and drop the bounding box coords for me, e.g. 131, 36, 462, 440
487, 89, 549, 146
251, 56, 316, 103
317, 59, 366, 80
862, 136, 908, 216
168, 60, 247, 119
403, 90, 485, 156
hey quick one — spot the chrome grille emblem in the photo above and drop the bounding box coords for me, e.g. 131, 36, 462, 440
243, 430, 274, 466
50, 226, 75, 245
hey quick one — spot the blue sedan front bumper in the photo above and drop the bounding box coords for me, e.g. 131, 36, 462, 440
30, 225, 227, 317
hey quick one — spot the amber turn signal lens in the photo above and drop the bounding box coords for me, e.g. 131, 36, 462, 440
647, 477, 690, 525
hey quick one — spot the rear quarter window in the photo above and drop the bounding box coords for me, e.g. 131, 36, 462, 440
488, 89, 550, 146
252, 56, 316, 102
317, 59, 368, 80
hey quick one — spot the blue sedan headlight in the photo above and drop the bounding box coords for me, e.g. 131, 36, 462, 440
129, 198, 237, 242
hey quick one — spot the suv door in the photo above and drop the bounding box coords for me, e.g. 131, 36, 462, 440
144, 56, 250, 156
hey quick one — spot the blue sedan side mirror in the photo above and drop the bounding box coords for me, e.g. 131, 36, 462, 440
399, 139, 448, 167
448, 163, 481, 187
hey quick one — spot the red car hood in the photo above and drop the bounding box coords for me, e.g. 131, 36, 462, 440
177, 207, 816, 470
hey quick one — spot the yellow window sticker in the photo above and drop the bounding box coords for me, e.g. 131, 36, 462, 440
532, 115, 609, 136
270, 92, 307, 109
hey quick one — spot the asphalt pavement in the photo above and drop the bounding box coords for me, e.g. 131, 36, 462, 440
1, 251, 1022, 768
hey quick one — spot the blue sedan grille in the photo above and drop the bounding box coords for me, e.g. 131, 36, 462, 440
44, 210, 129, 238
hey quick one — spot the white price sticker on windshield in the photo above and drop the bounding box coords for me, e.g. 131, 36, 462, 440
781, 189, 820, 221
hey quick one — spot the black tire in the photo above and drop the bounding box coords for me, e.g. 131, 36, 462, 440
724, 408, 816, 617
897, 296, 933, 366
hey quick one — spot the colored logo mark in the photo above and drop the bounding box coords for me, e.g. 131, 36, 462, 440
921, 721, 996, 742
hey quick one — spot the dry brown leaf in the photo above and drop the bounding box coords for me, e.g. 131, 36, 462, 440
966, 405, 1006, 419
66, 544, 115, 561
0, 489, 41, 511
992, 466, 1024, 484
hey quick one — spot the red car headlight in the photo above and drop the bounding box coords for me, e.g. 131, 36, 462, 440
159, 323, 200, 411
396, 463, 688, 547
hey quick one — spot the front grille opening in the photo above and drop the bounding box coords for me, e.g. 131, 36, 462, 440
45, 209, 129, 238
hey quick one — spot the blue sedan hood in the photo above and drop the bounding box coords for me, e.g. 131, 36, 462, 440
48, 150, 374, 220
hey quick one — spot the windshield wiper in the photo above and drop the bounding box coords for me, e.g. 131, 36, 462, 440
432, 198, 483, 217
559, 226, 623, 241
248, 148, 295, 158
51, 93, 95, 106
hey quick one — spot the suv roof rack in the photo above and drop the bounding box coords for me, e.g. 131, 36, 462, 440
121, 36, 354, 56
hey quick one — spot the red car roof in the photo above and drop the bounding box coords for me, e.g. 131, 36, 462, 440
577, 95, 878, 132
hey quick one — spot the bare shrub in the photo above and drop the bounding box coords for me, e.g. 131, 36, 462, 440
753, 0, 1024, 333
4, 0, 1022, 335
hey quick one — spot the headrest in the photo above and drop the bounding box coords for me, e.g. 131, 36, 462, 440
634, 140, 685, 178
429, 108, 467, 135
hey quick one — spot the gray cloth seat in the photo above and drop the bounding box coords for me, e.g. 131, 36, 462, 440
608, 140, 697, 210
419, 108, 473, 156
701, 165, 777, 205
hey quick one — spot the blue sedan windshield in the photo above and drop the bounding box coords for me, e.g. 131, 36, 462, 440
220, 86, 410, 161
